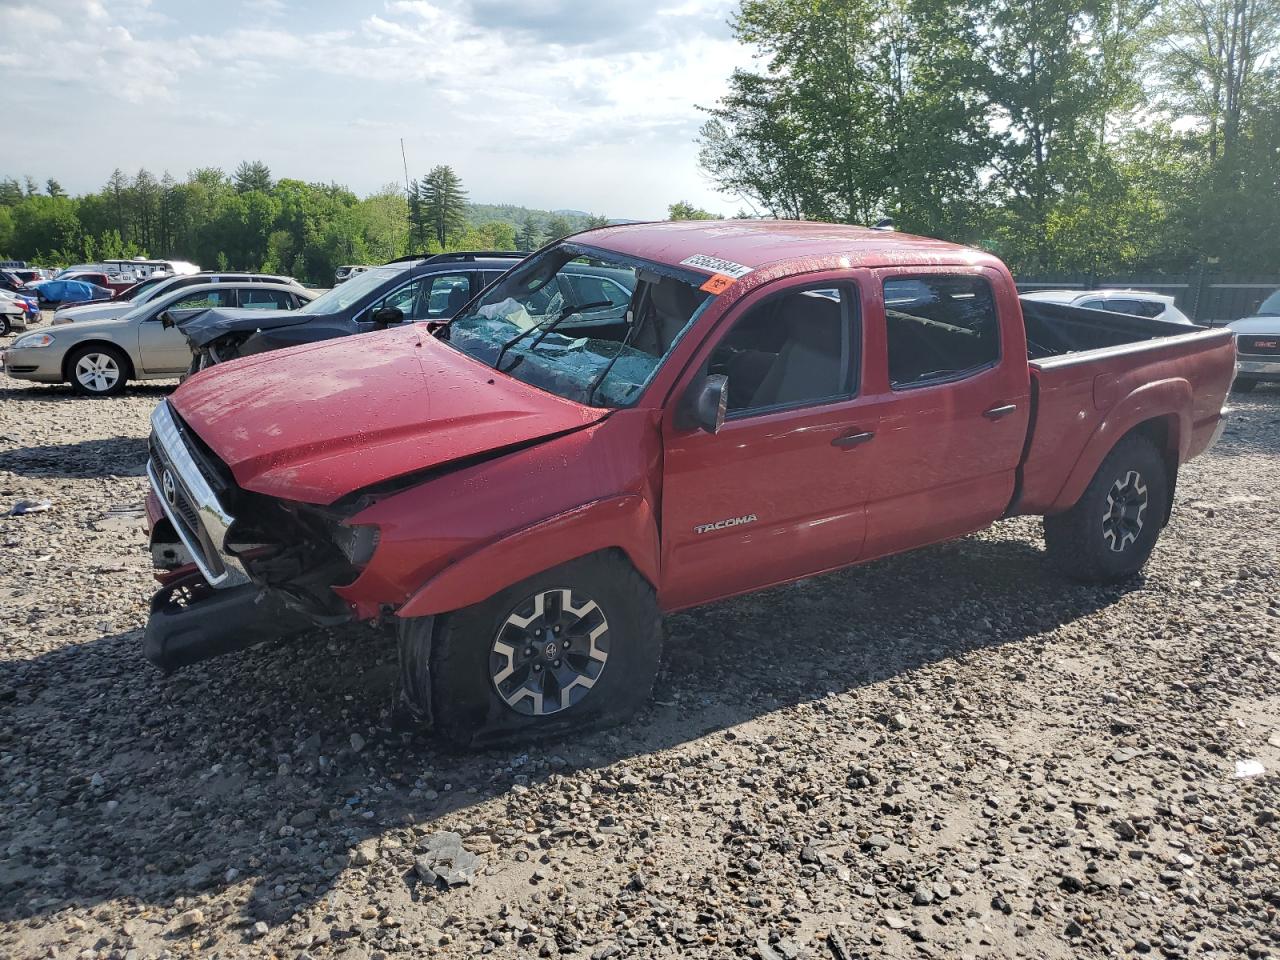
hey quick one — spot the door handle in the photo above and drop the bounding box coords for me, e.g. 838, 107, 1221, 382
983, 403, 1017, 420
832, 430, 875, 449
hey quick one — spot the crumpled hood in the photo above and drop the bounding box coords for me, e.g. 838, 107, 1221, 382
175, 305, 310, 347
168, 323, 608, 505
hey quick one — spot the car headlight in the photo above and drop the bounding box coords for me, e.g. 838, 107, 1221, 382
11, 332, 54, 349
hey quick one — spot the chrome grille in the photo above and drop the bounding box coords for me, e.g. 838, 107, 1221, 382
1237, 335, 1280, 357
147, 403, 248, 588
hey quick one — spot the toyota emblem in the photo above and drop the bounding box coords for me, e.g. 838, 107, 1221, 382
161, 469, 177, 507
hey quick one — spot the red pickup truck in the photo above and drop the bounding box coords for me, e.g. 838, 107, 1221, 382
143, 221, 1235, 747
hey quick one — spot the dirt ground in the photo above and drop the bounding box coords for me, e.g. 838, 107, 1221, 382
1, 331, 1278, 960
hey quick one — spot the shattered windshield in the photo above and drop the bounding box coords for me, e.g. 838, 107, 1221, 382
442, 243, 711, 407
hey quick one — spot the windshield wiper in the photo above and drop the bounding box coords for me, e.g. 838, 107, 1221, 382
493, 300, 613, 372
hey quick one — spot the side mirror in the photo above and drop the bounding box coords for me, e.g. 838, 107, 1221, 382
371, 305, 405, 327
688, 374, 729, 434
158, 310, 175, 328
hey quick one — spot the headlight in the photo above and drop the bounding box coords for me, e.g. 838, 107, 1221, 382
11, 332, 54, 349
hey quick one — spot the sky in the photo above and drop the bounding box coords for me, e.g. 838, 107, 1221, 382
0, 0, 758, 219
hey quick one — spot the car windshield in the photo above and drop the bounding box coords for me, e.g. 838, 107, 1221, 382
296, 266, 401, 315
442, 243, 711, 408
1258, 290, 1280, 316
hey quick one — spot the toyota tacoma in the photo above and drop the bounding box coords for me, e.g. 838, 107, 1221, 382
142, 220, 1236, 747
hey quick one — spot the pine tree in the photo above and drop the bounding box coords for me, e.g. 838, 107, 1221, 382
420, 165, 468, 248
233, 160, 273, 193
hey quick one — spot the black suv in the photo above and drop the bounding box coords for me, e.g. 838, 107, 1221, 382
177, 252, 524, 369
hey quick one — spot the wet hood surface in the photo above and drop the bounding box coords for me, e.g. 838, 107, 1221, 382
176, 306, 311, 347
169, 324, 608, 504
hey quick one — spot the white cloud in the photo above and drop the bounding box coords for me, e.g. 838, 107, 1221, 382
0, 0, 755, 217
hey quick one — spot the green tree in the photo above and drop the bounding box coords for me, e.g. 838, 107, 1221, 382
544, 215, 575, 239
699, 0, 994, 236
517, 215, 542, 251
45, 178, 65, 198
668, 201, 723, 220
233, 160, 274, 193
419, 165, 468, 248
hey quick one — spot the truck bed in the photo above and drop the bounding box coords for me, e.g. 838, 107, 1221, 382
1013, 298, 1236, 516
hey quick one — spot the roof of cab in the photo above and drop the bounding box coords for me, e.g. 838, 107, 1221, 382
575, 219, 996, 275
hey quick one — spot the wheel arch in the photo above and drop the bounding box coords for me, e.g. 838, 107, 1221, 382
396, 495, 660, 619
1049, 378, 1191, 518
61, 339, 136, 384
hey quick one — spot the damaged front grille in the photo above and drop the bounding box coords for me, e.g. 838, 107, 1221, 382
147, 403, 248, 588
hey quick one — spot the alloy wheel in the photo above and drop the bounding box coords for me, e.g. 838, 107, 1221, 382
489, 588, 610, 717
1102, 470, 1148, 552
75, 352, 121, 393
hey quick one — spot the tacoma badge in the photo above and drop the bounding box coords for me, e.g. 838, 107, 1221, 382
694, 514, 758, 535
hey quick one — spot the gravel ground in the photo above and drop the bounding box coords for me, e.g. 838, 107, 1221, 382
1, 334, 1278, 960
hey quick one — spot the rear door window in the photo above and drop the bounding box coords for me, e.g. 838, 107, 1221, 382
238, 289, 295, 310
884, 275, 1000, 389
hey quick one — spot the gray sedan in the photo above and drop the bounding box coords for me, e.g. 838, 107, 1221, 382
2, 281, 313, 396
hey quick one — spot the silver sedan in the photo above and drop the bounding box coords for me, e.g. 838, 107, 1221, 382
2, 281, 313, 396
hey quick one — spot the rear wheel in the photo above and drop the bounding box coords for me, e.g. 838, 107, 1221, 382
400, 551, 662, 749
1044, 434, 1169, 583
0, 314, 10, 336
1232, 377, 1257, 394
67, 344, 129, 397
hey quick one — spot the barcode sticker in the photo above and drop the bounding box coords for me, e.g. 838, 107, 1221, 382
679, 254, 754, 279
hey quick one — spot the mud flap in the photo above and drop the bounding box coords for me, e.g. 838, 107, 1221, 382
143, 578, 312, 672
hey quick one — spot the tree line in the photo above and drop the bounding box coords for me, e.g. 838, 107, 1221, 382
0, 162, 611, 284
699, 0, 1280, 276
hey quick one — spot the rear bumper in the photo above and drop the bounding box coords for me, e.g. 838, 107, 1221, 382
1237, 358, 1280, 380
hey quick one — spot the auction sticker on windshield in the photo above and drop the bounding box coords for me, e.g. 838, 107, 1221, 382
679, 254, 754, 279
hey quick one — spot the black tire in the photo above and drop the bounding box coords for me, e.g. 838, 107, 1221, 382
1044, 434, 1170, 583
1232, 377, 1257, 394
400, 550, 662, 750
66, 344, 129, 397
0, 314, 10, 336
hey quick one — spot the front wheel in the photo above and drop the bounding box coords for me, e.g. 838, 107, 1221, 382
401, 551, 662, 749
0, 314, 11, 335
1044, 434, 1170, 584
67, 344, 129, 397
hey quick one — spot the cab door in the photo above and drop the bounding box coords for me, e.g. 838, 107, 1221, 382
136, 288, 236, 374
660, 274, 880, 611
857, 266, 1030, 558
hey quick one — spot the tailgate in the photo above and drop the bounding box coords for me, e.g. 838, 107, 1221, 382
1016, 328, 1235, 514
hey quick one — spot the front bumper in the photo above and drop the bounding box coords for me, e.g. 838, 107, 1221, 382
146, 402, 250, 588
1237, 357, 1280, 380
1, 344, 61, 381
144, 573, 310, 672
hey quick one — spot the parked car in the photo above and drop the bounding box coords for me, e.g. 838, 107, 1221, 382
335, 264, 372, 284
1227, 288, 1280, 392
140, 220, 1235, 747
58, 271, 138, 297
52, 272, 305, 325
2, 281, 313, 396
0, 269, 30, 293
28, 278, 114, 306
177, 252, 524, 369
0, 289, 39, 334
1020, 289, 1195, 324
